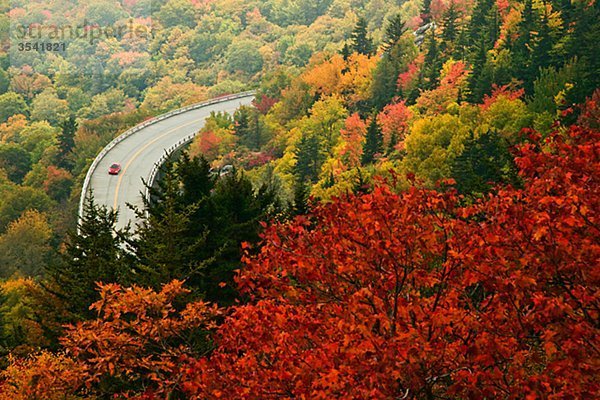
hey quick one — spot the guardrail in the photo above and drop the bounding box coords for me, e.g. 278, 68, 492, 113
78, 90, 256, 227
144, 132, 197, 204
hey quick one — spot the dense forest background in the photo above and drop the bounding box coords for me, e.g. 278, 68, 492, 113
0, 0, 598, 398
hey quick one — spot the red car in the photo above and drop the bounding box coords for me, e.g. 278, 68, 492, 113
108, 163, 122, 175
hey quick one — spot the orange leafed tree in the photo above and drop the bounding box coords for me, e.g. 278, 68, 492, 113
1, 280, 221, 399
337, 113, 366, 169
185, 124, 599, 399
415, 60, 469, 114
190, 129, 222, 160
302, 53, 377, 108
0, 352, 87, 400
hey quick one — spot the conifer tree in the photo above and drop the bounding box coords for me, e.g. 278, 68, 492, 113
353, 167, 370, 194
234, 106, 264, 150
530, 11, 553, 82
45, 194, 133, 320
135, 154, 281, 305
465, 0, 500, 101
233, 107, 250, 138
382, 14, 407, 53
421, 0, 433, 24
57, 117, 77, 171
450, 130, 518, 195
294, 133, 323, 183
509, 0, 557, 95
176, 152, 215, 208
387, 130, 399, 156
350, 17, 374, 55
371, 58, 399, 111
512, 0, 536, 94
340, 42, 352, 61
206, 171, 281, 304
372, 15, 416, 110
422, 30, 442, 90
132, 160, 207, 291
441, 1, 461, 57
292, 178, 310, 215
563, 0, 600, 103
361, 116, 383, 165
467, 38, 493, 102
254, 166, 284, 218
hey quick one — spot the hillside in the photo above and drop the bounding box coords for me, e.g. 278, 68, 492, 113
0, 0, 598, 398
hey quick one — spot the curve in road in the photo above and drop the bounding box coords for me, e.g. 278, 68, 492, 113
83, 93, 255, 231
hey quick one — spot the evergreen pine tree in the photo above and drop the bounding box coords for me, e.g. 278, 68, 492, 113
353, 167, 370, 195
382, 14, 407, 53
563, 0, 600, 103
450, 130, 518, 195
294, 133, 323, 183
206, 171, 279, 304
254, 165, 284, 218
234, 106, 264, 150
531, 11, 553, 80
292, 178, 310, 216
371, 57, 399, 111
340, 42, 352, 61
421, 0, 433, 24
441, 1, 461, 57
465, 0, 500, 101
387, 130, 399, 156
362, 116, 383, 165
45, 194, 133, 320
176, 152, 215, 208
422, 30, 442, 90
132, 160, 207, 291
371, 15, 416, 110
233, 106, 251, 138
57, 116, 77, 171
508, 0, 558, 95
467, 37, 493, 102
350, 17, 374, 55
512, 0, 537, 94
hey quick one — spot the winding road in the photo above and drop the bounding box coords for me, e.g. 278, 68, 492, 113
81, 93, 255, 231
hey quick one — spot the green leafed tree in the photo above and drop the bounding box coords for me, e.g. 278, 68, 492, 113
226, 40, 265, 75
156, 0, 196, 28
0, 92, 28, 123
0, 144, 31, 184
0, 210, 52, 278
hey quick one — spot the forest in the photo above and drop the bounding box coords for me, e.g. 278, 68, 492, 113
0, 0, 598, 398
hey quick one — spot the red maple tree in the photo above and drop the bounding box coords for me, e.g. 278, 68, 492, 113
185, 124, 599, 399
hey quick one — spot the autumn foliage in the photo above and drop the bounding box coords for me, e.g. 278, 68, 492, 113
1, 281, 221, 399
0, 351, 87, 400
377, 101, 412, 151
188, 124, 599, 399
1, 124, 599, 398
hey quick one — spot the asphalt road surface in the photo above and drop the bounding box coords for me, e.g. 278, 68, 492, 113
88, 95, 255, 231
